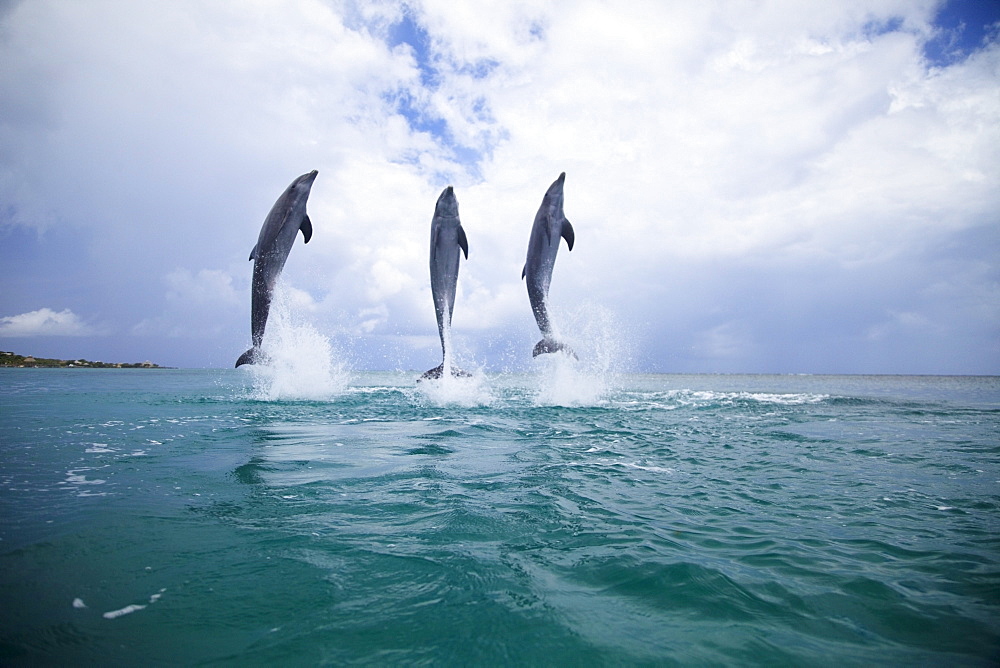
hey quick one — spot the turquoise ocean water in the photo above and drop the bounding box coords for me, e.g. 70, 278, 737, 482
1, 364, 998, 665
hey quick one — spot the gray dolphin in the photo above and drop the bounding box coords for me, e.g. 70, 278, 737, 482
420, 186, 470, 380
522, 172, 576, 357
235, 170, 317, 367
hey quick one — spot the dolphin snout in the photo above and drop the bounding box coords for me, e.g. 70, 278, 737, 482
295, 170, 319, 187
545, 172, 566, 197
435, 185, 459, 215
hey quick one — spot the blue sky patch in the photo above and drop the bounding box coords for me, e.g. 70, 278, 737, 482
384, 9, 497, 179
388, 11, 438, 88
383, 88, 446, 138
924, 0, 1000, 66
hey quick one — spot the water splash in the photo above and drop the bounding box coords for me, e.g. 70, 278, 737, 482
533, 303, 630, 407
242, 286, 349, 401
420, 323, 469, 380
416, 325, 490, 405
415, 367, 493, 407
442, 323, 456, 378
533, 352, 605, 406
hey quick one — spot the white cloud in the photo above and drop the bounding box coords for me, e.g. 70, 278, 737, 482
165, 269, 240, 307
0, 308, 97, 337
356, 305, 390, 334
132, 268, 246, 339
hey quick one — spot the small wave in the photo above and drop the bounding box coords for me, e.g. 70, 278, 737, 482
349, 386, 408, 395
739, 392, 829, 405
610, 389, 829, 411
619, 461, 675, 474
681, 390, 829, 406
102, 588, 166, 619
102, 604, 145, 620
62, 469, 106, 486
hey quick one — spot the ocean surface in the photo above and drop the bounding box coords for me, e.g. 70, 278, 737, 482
1, 365, 998, 665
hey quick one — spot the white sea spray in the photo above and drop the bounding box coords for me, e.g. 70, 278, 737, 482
415, 368, 493, 407
532, 303, 631, 407
241, 284, 350, 401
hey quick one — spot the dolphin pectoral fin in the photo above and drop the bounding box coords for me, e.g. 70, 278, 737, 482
249, 244, 257, 261
533, 339, 578, 359
521, 264, 527, 280
561, 219, 575, 251
457, 225, 468, 259
300, 215, 313, 243
235, 347, 259, 367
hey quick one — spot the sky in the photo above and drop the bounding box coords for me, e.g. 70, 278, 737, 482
0, 0, 998, 374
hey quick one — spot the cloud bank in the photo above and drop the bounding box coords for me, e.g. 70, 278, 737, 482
0, 0, 997, 373
0, 308, 97, 337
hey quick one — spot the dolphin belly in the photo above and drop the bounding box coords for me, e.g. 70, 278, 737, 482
525, 275, 553, 340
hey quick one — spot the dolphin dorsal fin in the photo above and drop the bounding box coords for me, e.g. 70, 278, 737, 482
561, 219, 575, 251
457, 225, 469, 259
249, 244, 257, 261
300, 215, 313, 244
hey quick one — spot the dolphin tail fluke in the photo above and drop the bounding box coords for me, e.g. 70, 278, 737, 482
419, 364, 443, 380
418, 364, 473, 381
533, 338, 578, 360
235, 347, 261, 367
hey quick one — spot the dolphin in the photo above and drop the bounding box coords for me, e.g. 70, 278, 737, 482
420, 186, 470, 380
235, 170, 317, 367
522, 172, 576, 358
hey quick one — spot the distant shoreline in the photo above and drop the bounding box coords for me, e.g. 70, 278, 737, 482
0, 351, 169, 369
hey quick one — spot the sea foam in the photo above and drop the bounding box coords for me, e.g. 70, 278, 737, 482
415, 369, 493, 407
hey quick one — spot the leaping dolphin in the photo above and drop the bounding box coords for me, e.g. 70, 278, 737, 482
420, 186, 470, 380
235, 170, 317, 367
523, 172, 576, 358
